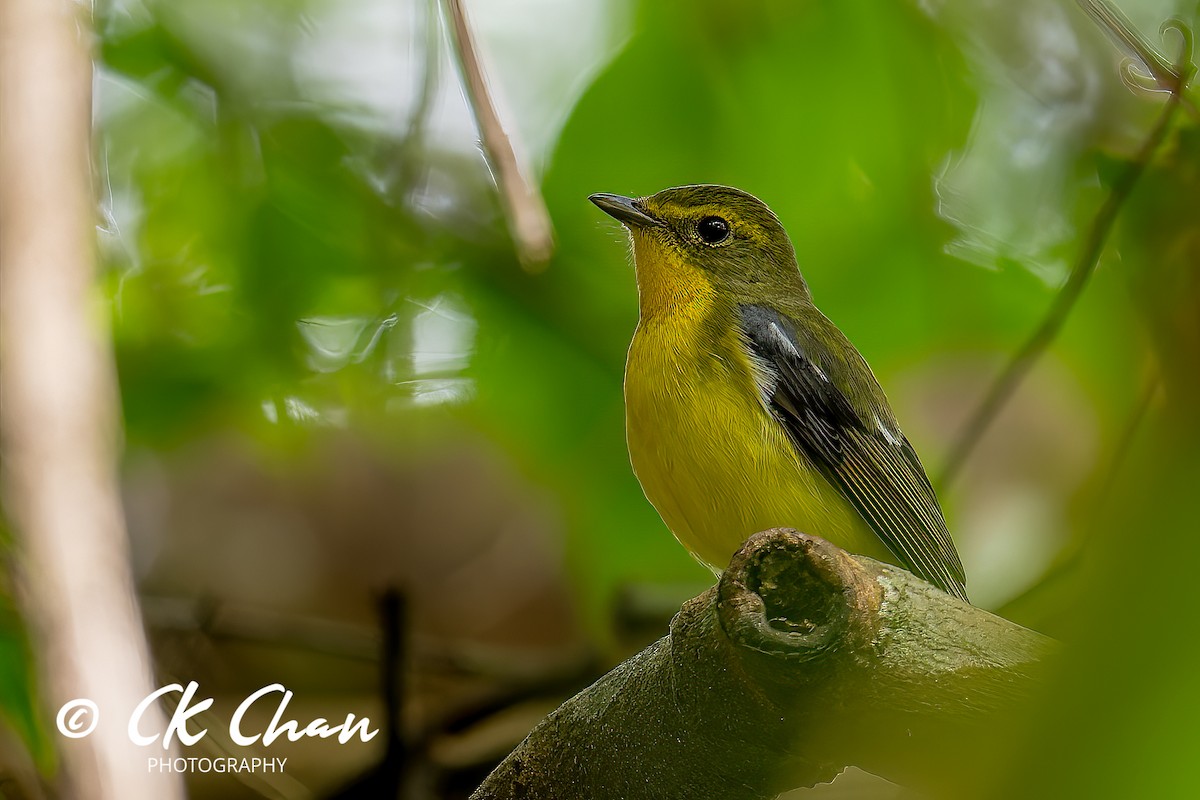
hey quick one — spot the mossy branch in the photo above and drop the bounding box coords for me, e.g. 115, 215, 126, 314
471, 529, 1055, 800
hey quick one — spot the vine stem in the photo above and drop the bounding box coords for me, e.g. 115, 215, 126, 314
939, 90, 1181, 489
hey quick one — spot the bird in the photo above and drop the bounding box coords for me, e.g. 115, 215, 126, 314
589, 184, 967, 600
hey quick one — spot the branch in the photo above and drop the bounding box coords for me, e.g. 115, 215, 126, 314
0, 2, 182, 797
1077, 0, 1197, 108
939, 4, 1193, 488
471, 529, 1054, 800
395, 0, 441, 201
441, 0, 555, 271
939, 92, 1180, 488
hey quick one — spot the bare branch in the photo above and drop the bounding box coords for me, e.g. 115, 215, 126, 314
440, 0, 555, 271
0, 2, 182, 797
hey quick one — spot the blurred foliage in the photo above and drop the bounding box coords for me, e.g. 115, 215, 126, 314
2, 0, 1199, 796
0, 597, 52, 775
1006, 117, 1200, 800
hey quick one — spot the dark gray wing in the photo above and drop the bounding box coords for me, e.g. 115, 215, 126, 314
739, 304, 967, 600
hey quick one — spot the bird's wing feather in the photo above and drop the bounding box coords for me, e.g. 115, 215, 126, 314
739, 304, 968, 600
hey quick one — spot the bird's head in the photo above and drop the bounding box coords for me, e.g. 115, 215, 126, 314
589, 184, 808, 314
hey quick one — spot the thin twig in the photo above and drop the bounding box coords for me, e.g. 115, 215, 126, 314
1096, 363, 1161, 500
1077, 0, 1193, 94
144, 594, 592, 687
144, 595, 381, 663
396, 0, 442, 200
378, 588, 407, 796
440, 0, 555, 271
939, 92, 1181, 489
940, 4, 1195, 488
994, 364, 1161, 621
1076, 0, 1199, 121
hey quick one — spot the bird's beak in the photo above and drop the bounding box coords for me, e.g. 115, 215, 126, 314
589, 193, 663, 229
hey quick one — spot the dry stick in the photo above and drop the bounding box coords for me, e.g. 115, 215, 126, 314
377, 589, 408, 795
938, 91, 1181, 489
471, 529, 1054, 800
441, 0, 555, 271
0, 2, 182, 799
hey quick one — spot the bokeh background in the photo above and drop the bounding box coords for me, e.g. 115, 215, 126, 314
3, 0, 1199, 797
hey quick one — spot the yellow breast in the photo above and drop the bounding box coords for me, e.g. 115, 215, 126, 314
622, 241, 880, 571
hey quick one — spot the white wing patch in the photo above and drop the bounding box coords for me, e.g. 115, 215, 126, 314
767, 321, 799, 357
873, 414, 903, 447
769, 320, 828, 382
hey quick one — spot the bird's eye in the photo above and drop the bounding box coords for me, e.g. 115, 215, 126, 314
696, 216, 731, 245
